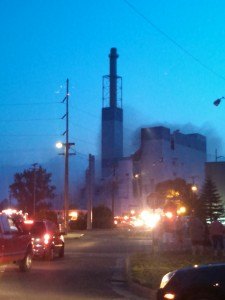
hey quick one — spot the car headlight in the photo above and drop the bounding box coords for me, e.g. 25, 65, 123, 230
160, 271, 176, 289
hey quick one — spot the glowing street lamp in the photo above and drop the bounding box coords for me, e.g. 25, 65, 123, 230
56, 141, 63, 149
213, 96, 224, 106
191, 185, 198, 192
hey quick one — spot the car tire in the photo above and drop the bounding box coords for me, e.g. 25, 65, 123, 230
59, 245, 64, 258
45, 248, 54, 261
19, 251, 32, 272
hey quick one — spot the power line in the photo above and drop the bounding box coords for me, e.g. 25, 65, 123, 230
0, 134, 60, 137
0, 148, 56, 154
0, 118, 61, 122
123, 0, 225, 82
0, 101, 60, 107
70, 107, 135, 135
70, 104, 100, 119
70, 136, 99, 147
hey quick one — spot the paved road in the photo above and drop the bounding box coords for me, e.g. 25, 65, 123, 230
0, 229, 151, 300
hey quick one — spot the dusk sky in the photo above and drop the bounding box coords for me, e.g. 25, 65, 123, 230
1, 0, 225, 174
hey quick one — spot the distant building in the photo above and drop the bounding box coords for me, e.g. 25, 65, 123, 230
205, 161, 225, 207
132, 126, 207, 208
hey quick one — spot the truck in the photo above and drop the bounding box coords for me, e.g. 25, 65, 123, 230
0, 213, 33, 271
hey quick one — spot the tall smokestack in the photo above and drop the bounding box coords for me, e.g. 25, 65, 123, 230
101, 47, 123, 179
109, 47, 118, 107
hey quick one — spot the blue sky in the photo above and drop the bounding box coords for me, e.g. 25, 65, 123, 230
1, 0, 225, 173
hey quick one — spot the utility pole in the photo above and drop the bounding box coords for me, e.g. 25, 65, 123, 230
87, 154, 95, 230
111, 165, 116, 219
61, 79, 75, 233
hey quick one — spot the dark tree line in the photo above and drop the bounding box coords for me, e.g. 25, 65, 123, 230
2, 164, 224, 227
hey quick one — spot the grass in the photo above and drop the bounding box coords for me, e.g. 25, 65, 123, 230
130, 251, 225, 289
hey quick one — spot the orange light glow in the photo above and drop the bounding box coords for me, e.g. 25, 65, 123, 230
180, 206, 186, 214
165, 212, 173, 219
191, 185, 198, 192
139, 210, 160, 228
164, 293, 175, 299
69, 211, 78, 220
24, 220, 34, 224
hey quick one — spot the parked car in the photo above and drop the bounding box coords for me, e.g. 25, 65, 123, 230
24, 219, 64, 260
157, 263, 225, 300
0, 213, 33, 271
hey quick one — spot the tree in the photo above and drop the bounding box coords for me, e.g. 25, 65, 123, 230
92, 205, 113, 229
0, 198, 10, 210
198, 177, 224, 222
9, 165, 56, 216
69, 212, 87, 230
150, 178, 194, 214
35, 209, 58, 224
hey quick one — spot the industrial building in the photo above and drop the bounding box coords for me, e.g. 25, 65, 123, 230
99, 48, 207, 216
132, 126, 207, 208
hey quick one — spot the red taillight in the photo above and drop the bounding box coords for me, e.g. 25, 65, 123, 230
43, 233, 51, 245
24, 220, 34, 224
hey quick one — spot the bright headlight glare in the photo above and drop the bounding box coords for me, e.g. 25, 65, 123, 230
164, 293, 175, 299
160, 271, 176, 289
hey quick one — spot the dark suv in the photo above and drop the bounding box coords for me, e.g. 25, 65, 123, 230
157, 263, 225, 300
27, 220, 64, 260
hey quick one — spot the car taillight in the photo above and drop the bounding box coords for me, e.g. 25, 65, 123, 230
43, 233, 51, 245
24, 220, 34, 225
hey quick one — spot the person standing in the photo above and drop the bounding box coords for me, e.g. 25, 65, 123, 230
162, 216, 175, 250
209, 216, 225, 256
175, 216, 185, 251
188, 215, 205, 255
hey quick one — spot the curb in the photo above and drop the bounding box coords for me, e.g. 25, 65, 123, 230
129, 281, 157, 300
65, 232, 84, 239
125, 257, 157, 300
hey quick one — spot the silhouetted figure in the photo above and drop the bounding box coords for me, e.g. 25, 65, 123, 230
162, 217, 175, 250
188, 215, 205, 255
175, 216, 185, 251
209, 216, 225, 256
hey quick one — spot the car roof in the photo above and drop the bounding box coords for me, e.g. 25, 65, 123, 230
176, 263, 225, 274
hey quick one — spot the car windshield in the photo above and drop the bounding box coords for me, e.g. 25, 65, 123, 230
31, 222, 46, 235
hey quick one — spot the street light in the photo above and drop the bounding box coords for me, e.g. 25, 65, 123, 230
213, 96, 225, 106
56, 142, 63, 149
191, 185, 198, 192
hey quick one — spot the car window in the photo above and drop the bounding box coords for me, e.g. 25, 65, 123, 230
8, 218, 18, 233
